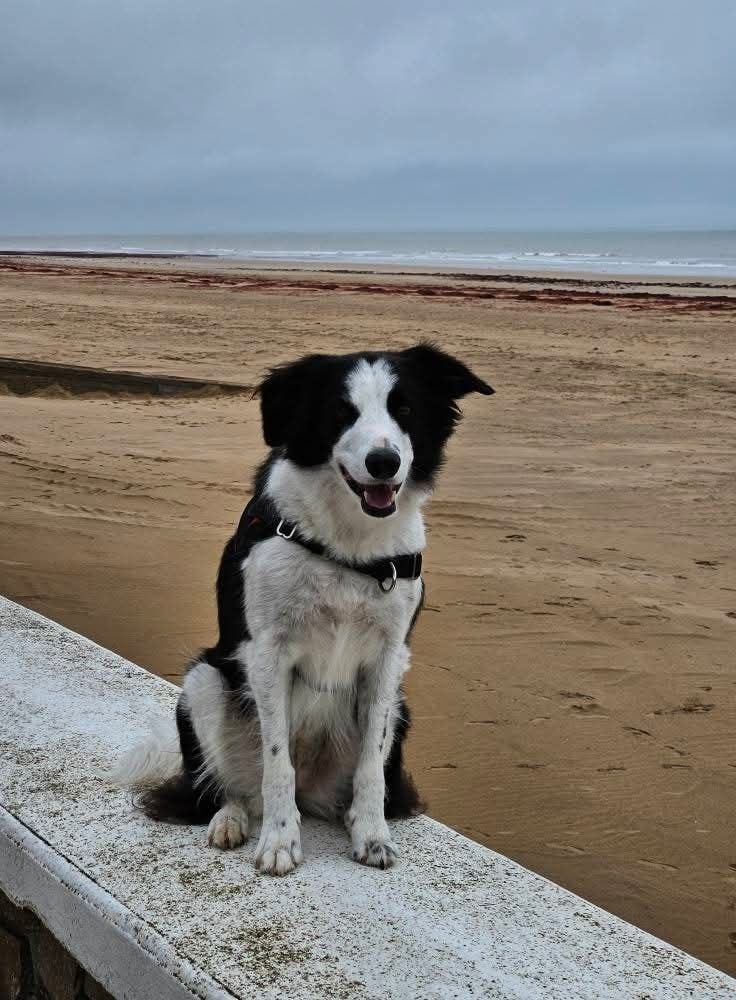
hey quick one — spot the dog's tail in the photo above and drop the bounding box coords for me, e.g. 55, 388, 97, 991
110, 715, 181, 787
110, 715, 181, 786
109, 711, 219, 824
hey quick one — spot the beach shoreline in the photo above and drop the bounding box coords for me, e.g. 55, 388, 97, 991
3, 248, 736, 288
2, 221, 736, 279
1, 257, 734, 975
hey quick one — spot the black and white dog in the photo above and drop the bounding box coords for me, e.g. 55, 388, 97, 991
116, 343, 492, 875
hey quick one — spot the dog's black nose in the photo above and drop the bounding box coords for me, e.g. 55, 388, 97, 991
365, 447, 401, 480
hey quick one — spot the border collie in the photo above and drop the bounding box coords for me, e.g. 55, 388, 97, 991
115, 343, 492, 875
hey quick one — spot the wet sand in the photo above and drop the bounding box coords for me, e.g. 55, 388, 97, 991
1, 256, 735, 974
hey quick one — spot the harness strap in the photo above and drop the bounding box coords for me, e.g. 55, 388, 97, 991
236, 495, 422, 593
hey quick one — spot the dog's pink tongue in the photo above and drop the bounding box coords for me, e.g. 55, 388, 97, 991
364, 484, 395, 509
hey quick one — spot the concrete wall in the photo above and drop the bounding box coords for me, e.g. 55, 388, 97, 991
0, 596, 733, 1000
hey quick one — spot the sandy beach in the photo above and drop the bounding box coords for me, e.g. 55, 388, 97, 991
1, 255, 735, 974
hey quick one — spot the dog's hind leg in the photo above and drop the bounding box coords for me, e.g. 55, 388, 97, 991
383, 692, 424, 819
207, 799, 249, 849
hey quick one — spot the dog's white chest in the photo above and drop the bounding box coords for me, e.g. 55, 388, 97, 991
296, 601, 385, 689
245, 538, 419, 690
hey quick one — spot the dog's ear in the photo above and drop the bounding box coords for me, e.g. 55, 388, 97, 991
258, 354, 325, 448
400, 342, 494, 398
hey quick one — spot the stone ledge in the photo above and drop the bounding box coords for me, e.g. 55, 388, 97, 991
0, 595, 733, 999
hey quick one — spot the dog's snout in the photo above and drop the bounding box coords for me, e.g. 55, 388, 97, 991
365, 447, 401, 481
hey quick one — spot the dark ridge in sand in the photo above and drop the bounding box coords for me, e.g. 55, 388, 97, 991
0, 250, 217, 260
0, 357, 253, 399
1, 257, 734, 312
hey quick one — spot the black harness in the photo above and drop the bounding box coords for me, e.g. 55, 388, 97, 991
235, 494, 423, 594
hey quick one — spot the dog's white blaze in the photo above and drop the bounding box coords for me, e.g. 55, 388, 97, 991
346, 358, 396, 415
336, 359, 413, 486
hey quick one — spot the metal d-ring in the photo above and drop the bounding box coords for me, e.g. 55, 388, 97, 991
378, 561, 398, 594
276, 519, 297, 540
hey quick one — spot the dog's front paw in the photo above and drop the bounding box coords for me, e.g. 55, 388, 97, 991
255, 813, 302, 876
207, 802, 249, 850
347, 810, 398, 870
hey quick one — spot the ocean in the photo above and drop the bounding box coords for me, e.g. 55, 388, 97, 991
2, 230, 736, 277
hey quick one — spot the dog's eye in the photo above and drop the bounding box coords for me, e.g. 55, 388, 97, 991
397, 404, 411, 417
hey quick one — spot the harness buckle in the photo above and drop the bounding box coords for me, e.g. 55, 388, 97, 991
276, 519, 297, 540
378, 561, 398, 594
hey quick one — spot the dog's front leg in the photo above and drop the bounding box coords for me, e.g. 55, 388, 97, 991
246, 635, 302, 875
347, 644, 408, 869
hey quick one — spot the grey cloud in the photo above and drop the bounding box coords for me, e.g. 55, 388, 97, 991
1, 0, 734, 231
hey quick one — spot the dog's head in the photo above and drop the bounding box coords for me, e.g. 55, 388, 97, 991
259, 343, 493, 518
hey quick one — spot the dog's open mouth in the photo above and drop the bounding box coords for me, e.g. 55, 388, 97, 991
340, 465, 400, 518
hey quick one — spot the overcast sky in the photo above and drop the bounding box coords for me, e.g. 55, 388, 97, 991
1, 0, 734, 233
